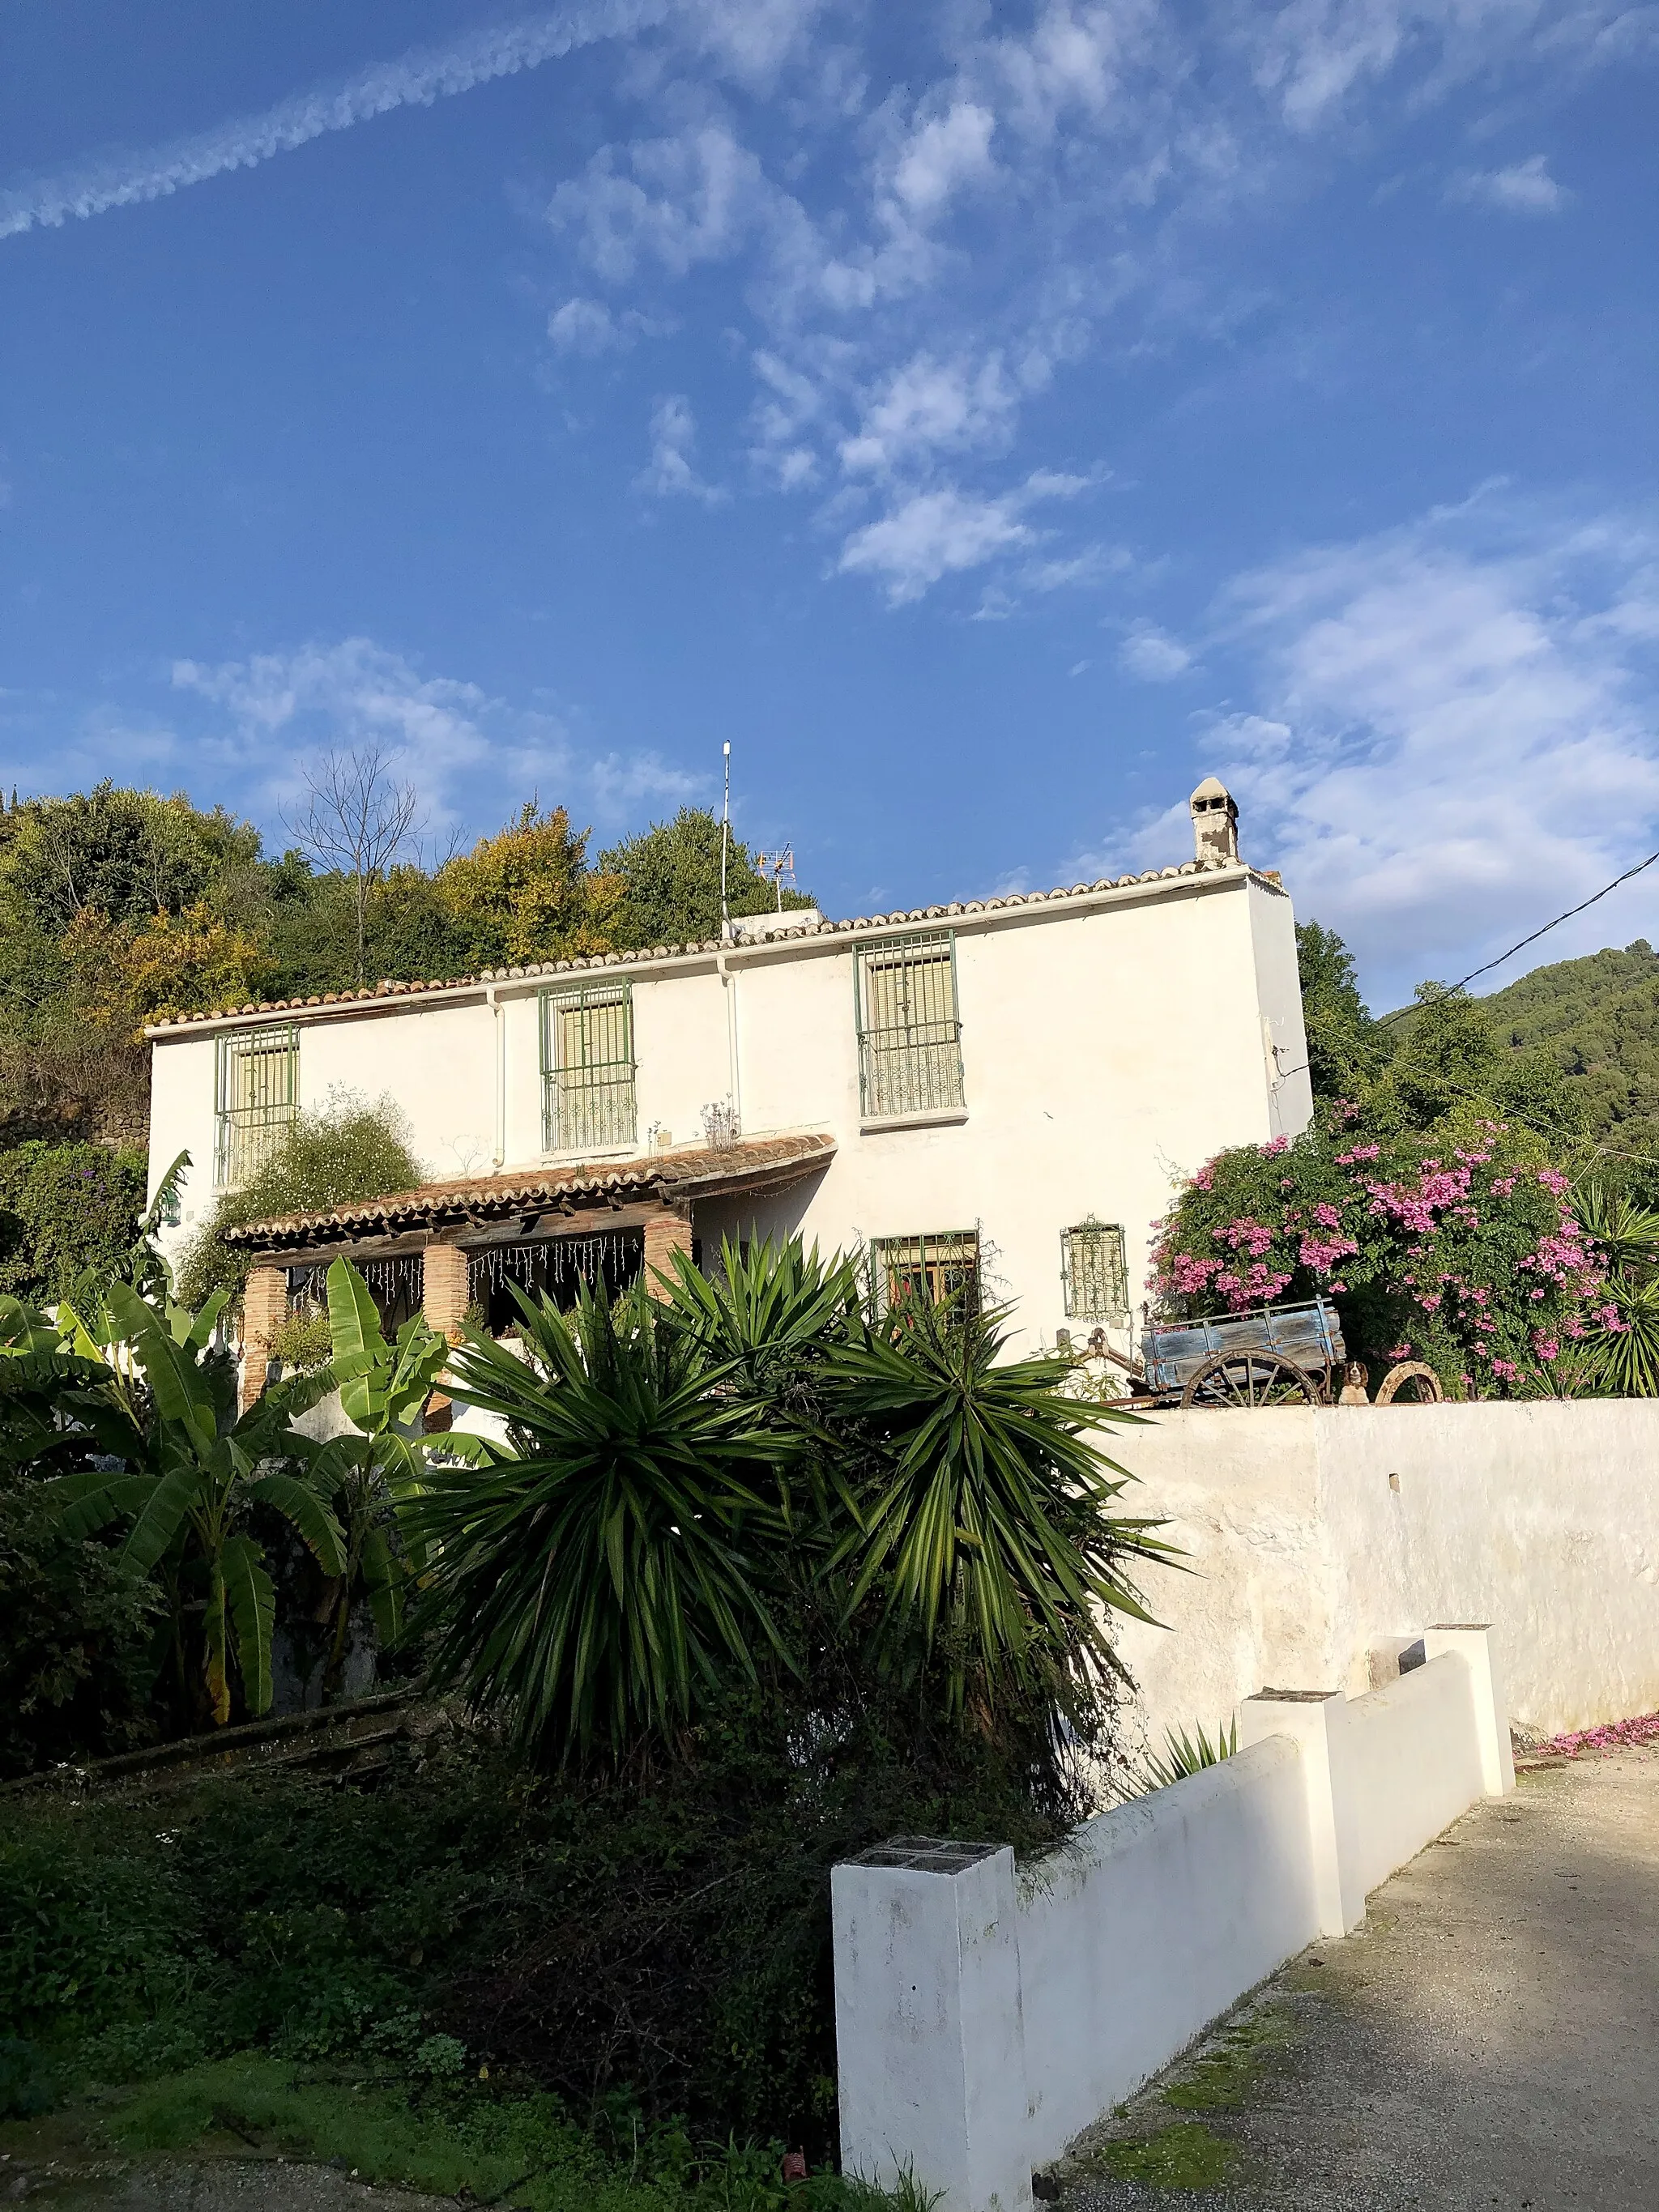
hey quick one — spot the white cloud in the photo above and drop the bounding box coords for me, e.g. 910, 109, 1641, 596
887, 101, 997, 223
1118, 620, 1194, 680
0, 1, 667, 243
1448, 152, 1569, 212
635, 394, 727, 502
170, 637, 693, 833
838, 354, 1017, 476
838, 471, 1085, 604
548, 297, 625, 355
1200, 502, 1659, 995
548, 121, 770, 283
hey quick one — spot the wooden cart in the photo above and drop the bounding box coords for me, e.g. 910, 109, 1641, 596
1137, 1297, 1346, 1408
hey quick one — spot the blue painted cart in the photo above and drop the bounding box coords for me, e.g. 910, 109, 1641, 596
1140, 1297, 1346, 1407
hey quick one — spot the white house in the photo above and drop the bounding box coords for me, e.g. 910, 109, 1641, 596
145, 779, 1311, 1395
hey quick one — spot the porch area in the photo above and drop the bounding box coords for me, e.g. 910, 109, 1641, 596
223, 1132, 836, 1404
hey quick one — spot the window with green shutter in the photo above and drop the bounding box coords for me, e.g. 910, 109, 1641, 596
855, 931, 965, 1120
540, 982, 636, 1153
214, 1025, 299, 1187
1061, 1217, 1129, 1323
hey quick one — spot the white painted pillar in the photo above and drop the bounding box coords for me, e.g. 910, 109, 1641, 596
1423, 1624, 1516, 1796
1235, 1689, 1363, 1937
832, 1839, 1032, 2212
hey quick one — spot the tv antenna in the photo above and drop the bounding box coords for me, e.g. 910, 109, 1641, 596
755, 844, 795, 912
719, 741, 731, 941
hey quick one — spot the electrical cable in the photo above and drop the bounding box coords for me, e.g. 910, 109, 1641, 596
1273, 842, 1659, 1088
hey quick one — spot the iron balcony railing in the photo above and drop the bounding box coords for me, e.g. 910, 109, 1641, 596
855, 931, 965, 1120
215, 1025, 298, 1187
540, 983, 637, 1154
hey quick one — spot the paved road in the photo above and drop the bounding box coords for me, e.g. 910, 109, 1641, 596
1061, 1739, 1659, 2210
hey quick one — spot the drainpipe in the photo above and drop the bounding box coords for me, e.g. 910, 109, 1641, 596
716, 944, 743, 1132
489, 985, 505, 1170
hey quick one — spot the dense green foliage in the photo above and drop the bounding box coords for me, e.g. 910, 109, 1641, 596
0, 781, 812, 1156
599, 809, 815, 947
0, 1713, 1081, 2159
0, 1141, 147, 1304
414, 1241, 1162, 1767
177, 1096, 422, 1307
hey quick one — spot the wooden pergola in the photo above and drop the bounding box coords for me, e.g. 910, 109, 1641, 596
224, 1131, 836, 1404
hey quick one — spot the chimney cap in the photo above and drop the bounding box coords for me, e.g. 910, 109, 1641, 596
1190, 775, 1235, 808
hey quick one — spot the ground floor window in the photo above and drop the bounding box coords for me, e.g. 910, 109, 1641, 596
467, 1229, 645, 1335
1061, 1217, 1130, 1323
869, 1230, 980, 1319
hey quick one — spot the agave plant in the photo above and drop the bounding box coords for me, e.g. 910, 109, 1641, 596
47, 1283, 346, 1724
1134, 1717, 1238, 1795
407, 1277, 798, 1761
1572, 1182, 1659, 1396
820, 1296, 1173, 1700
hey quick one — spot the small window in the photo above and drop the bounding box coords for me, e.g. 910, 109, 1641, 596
1061, 1217, 1129, 1323
855, 931, 965, 1120
540, 982, 636, 1154
214, 1025, 298, 1187
871, 1230, 979, 1319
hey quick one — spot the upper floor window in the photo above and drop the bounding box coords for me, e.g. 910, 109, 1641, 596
1061, 1217, 1129, 1324
855, 931, 965, 1122
540, 982, 636, 1154
871, 1229, 980, 1319
215, 1025, 298, 1187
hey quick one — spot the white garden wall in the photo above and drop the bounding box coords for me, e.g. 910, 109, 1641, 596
1111, 1400, 1659, 1744
834, 1627, 1512, 2212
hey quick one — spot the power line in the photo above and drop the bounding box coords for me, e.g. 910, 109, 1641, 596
1273, 842, 1659, 1089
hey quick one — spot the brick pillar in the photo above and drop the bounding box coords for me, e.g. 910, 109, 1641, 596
241, 1264, 287, 1412
422, 1240, 470, 1341
422, 1240, 470, 1431
643, 1208, 694, 1294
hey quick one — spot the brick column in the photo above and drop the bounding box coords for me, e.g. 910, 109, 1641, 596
422, 1240, 470, 1341
642, 1208, 694, 1295
240, 1263, 287, 1412
422, 1240, 470, 1431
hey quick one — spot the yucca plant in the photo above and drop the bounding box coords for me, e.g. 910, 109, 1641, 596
820, 1297, 1173, 1703
406, 1278, 799, 1762
1571, 1182, 1659, 1396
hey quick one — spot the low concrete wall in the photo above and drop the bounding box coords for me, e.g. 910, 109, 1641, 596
834, 1627, 1512, 2212
1112, 1400, 1659, 1742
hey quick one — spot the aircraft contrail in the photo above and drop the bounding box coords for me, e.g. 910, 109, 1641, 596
0, 1, 670, 244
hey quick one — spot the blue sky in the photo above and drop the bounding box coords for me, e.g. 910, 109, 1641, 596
2, 1, 1656, 1005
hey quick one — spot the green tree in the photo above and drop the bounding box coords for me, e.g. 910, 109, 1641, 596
434, 803, 621, 969
178, 1098, 423, 1309
0, 783, 260, 940
0, 1143, 148, 1305
1294, 921, 1390, 1102
599, 808, 816, 949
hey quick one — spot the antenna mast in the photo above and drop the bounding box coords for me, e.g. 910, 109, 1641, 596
720, 742, 731, 941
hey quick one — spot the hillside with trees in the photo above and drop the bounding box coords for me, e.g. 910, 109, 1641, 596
0, 769, 813, 1157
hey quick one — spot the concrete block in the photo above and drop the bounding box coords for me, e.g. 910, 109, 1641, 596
1424, 1623, 1516, 1796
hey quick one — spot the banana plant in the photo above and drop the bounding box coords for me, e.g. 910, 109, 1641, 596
48, 1281, 346, 1726
305, 1258, 469, 1696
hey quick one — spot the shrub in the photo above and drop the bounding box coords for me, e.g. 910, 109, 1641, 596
0, 1140, 147, 1305
177, 1093, 421, 1307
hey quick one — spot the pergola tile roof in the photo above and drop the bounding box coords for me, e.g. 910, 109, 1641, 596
145, 855, 1263, 1037
221, 1132, 837, 1251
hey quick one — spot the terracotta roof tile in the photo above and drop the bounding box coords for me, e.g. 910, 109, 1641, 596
221, 1132, 837, 1251
145, 856, 1263, 1038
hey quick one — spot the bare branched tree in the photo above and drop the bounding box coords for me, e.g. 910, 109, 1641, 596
287, 746, 423, 988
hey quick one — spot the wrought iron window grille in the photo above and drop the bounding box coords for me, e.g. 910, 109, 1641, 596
854, 931, 966, 1121
1061, 1217, 1130, 1323
214, 1024, 299, 1187
539, 982, 637, 1155
869, 1230, 981, 1319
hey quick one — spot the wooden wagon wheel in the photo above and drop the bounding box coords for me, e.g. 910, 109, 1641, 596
1376, 1360, 1443, 1404
1181, 1350, 1323, 1409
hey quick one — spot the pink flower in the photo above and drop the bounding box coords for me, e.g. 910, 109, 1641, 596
1535, 1336, 1560, 1362
1336, 1144, 1381, 1165
1264, 1135, 1290, 1156
1312, 1203, 1343, 1230
1491, 1357, 1518, 1381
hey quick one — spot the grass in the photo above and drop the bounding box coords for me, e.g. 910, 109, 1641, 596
1158, 2005, 1297, 2113
1, 2054, 932, 2212
1094, 2122, 1240, 2189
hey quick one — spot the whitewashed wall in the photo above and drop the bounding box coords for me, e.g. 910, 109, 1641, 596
1111, 1400, 1659, 1743
148, 864, 1313, 1356
834, 1628, 1512, 2212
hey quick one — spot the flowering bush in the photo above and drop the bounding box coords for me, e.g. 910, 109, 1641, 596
1149, 1109, 1610, 1397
